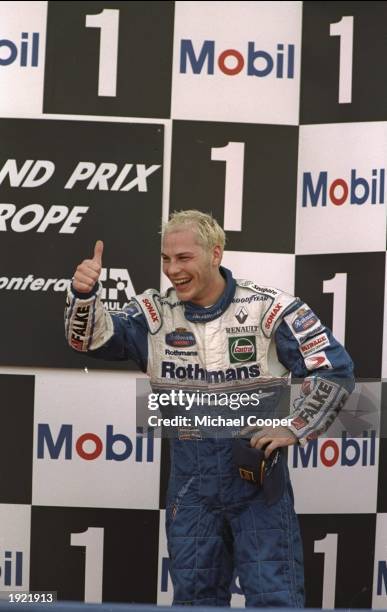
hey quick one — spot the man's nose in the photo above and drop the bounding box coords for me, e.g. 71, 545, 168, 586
167, 260, 182, 276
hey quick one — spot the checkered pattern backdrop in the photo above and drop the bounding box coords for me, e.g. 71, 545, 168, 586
0, 1, 386, 608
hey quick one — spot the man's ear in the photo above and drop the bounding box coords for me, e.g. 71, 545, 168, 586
212, 245, 223, 266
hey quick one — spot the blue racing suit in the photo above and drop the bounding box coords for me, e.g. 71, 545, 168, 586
65, 267, 354, 608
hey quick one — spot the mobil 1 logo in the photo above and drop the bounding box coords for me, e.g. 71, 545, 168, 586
170, 120, 298, 253
30, 507, 159, 602
44, 2, 174, 118
299, 514, 375, 608
301, 2, 387, 123
295, 252, 385, 378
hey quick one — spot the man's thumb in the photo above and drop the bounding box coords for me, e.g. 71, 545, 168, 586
93, 240, 104, 265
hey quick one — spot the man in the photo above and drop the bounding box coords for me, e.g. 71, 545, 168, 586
65, 210, 354, 608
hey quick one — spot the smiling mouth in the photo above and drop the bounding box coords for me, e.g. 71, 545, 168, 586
174, 279, 191, 288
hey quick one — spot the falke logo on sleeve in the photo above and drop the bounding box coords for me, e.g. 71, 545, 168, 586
228, 336, 256, 364
166, 328, 196, 347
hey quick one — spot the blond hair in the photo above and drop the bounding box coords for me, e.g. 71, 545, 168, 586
162, 210, 226, 251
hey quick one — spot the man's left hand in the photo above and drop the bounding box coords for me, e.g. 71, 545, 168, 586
242, 426, 298, 459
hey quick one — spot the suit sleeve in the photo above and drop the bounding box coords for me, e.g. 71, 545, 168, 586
274, 301, 355, 442
64, 283, 149, 373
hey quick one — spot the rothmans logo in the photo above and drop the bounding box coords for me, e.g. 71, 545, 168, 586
228, 336, 256, 364
235, 306, 248, 324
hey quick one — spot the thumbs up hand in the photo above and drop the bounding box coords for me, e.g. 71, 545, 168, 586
72, 240, 104, 294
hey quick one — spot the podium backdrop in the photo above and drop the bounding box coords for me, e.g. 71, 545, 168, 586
0, 1, 386, 608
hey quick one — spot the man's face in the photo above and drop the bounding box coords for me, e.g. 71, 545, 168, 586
162, 228, 220, 305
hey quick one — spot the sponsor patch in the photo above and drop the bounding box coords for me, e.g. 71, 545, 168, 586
304, 351, 332, 371
292, 307, 318, 333
284, 303, 323, 343
228, 335, 256, 364
261, 293, 298, 338
70, 337, 84, 351
264, 303, 283, 331
301, 379, 313, 395
294, 379, 336, 425
236, 280, 281, 296
178, 427, 202, 440
165, 348, 198, 357
232, 295, 268, 304
300, 332, 330, 357
291, 415, 307, 430
69, 303, 91, 351
159, 298, 181, 308
166, 328, 196, 347
235, 306, 248, 324
161, 361, 260, 382
226, 325, 259, 334
142, 297, 159, 323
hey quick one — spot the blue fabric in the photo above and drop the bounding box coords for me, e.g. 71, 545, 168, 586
166, 470, 304, 607
90, 305, 149, 372
165, 395, 305, 608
